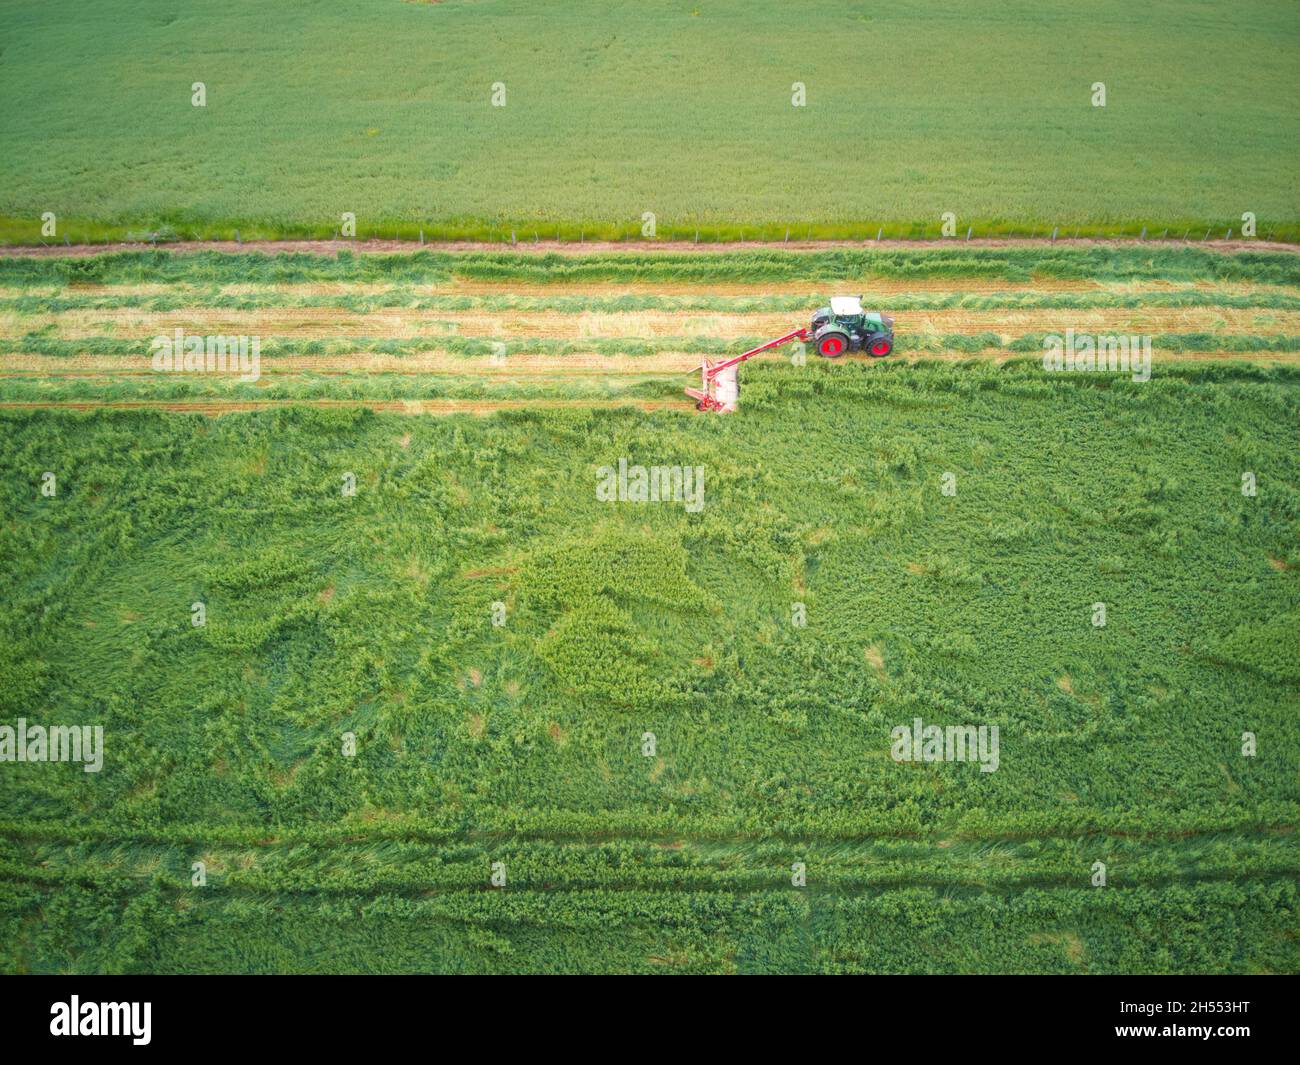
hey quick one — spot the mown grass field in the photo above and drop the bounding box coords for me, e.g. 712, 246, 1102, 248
1, 0, 1298, 244
0, 245, 1297, 972
0, 245, 1298, 412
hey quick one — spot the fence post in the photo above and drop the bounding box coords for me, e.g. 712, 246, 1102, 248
876, 227, 882, 241
1140, 226, 1146, 241
966, 226, 972, 241
1051, 226, 1058, 242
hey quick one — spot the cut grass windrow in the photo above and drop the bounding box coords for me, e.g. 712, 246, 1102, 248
1, 355, 1297, 409
2, 247, 1298, 289
6, 289, 1300, 314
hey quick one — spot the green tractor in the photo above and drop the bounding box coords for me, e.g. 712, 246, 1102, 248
809, 296, 894, 357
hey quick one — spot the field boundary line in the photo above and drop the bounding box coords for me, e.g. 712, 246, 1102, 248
3, 238, 1299, 259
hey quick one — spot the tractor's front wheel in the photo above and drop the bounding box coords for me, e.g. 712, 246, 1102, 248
816, 330, 849, 358
868, 337, 893, 357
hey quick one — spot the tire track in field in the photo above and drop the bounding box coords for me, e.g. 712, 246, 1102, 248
5, 821, 1292, 847
4, 867, 1293, 899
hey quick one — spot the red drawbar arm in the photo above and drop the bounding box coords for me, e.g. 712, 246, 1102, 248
703, 328, 810, 381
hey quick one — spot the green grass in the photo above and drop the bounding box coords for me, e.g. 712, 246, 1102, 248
1, 1, 1297, 245
1, 358, 1297, 972
1, 247, 1296, 972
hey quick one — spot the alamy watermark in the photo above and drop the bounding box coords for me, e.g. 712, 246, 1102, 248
1043, 329, 1151, 382
0, 718, 103, 772
150, 328, 261, 382
50, 996, 150, 1045
890, 717, 999, 773
596, 458, 704, 512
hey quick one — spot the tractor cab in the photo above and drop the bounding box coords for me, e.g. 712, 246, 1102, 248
810, 295, 895, 358
829, 295, 866, 329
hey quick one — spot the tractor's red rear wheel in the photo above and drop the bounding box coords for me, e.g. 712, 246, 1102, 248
868, 338, 894, 357
817, 332, 848, 358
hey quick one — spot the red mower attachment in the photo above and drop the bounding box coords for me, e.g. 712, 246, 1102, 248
686, 328, 810, 414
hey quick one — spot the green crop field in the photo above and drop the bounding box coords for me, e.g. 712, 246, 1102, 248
1, 0, 1298, 245
0, 245, 1297, 973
